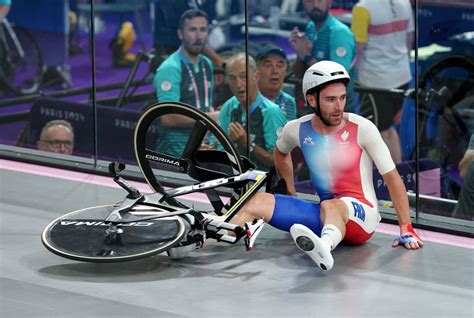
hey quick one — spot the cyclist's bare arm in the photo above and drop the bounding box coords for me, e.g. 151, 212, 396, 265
274, 146, 296, 195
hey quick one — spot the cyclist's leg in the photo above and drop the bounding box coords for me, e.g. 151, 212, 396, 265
227, 192, 276, 227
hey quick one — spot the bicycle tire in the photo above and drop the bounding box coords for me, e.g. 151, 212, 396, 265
0, 25, 43, 95
354, 81, 379, 128
41, 204, 186, 263
134, 102, 245, 205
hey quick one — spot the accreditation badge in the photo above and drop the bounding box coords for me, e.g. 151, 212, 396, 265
161, 80, 172, 92
336, 47, 347, 57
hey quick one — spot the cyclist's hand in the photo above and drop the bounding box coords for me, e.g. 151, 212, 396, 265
392, 224, 423, 250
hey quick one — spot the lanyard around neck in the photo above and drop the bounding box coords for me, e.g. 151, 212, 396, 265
179, 50, 209, 109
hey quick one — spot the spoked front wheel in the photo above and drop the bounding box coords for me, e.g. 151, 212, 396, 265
41, 205, 187, 263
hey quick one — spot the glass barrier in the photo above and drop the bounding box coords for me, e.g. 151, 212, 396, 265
0, 0, 95, 160
414, 0, 473, 222
0, 0, 472, 233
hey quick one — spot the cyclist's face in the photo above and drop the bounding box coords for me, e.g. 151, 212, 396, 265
37, 125, 74, 155
227, 57, 259, 105
308, 82, 346, 126
303, 0, 331, 24
178, 17, 208, 56
257, 55, 287, 94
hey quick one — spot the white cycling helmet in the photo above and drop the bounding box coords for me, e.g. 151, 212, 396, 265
302, 60, 350, 101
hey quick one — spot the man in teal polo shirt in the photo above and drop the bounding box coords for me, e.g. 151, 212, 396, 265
256, 43, 298, 122
153, 9, 217, 157
218, 53, 287, 170
289, 0, 356, 112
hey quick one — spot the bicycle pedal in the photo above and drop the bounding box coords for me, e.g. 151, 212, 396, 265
244, 218, 264, 251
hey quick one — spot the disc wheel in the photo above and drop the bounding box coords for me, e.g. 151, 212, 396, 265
41, 204, 186, 263
134, 102, 246, 207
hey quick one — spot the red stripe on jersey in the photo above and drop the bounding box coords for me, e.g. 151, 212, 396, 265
368, 19, 409, 35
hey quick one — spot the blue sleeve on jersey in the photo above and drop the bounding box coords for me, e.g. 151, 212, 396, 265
262, 105, 287, 152
329, 27, 355, 71
153, 62, 182, 102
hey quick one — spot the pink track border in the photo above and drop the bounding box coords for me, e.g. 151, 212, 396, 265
2, 159, 473, 249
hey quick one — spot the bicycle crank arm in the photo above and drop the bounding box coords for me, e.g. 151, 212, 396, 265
244, 218, 265, 251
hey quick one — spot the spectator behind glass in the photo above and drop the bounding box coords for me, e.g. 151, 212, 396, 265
0, 0, 11, 22
37, 120, 75, 155
289, 0, 356, 112
351, 0, 414, 164
153, 9, 219, 157
256, 43, 297, 121
217, 53, 287, 170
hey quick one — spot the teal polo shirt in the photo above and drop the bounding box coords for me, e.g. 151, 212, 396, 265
219, 92, 287, 169
305, 14, 356, 112
153, 49, 214, 157
273, 90, 297, 121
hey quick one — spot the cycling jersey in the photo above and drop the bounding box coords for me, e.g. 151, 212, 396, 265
219, 92, 287, 169
153, 49, 214, 157
276, 113, 395, 206
273, 90, 297, 121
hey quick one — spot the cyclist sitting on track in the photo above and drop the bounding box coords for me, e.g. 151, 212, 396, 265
225, 60, 423, 271
0, 0, 10, 22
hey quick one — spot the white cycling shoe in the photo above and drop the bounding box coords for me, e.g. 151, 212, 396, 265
290, 224, 334, 271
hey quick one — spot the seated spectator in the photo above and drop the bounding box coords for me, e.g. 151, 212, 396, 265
218, 53, 287, 170
256, 43, 297, 121
36, 119, 75, 155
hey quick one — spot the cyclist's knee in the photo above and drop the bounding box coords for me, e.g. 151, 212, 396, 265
320, 199, 349, 223
245, 192, 275, 219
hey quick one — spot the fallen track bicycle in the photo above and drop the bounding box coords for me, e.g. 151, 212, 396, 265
42, 102, 282, 263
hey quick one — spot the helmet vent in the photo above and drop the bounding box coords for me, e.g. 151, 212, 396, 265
330, 71, 344, 76
312, 71, 324, 76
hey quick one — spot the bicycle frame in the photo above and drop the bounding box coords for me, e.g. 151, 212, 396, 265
103, 164, 270, 249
